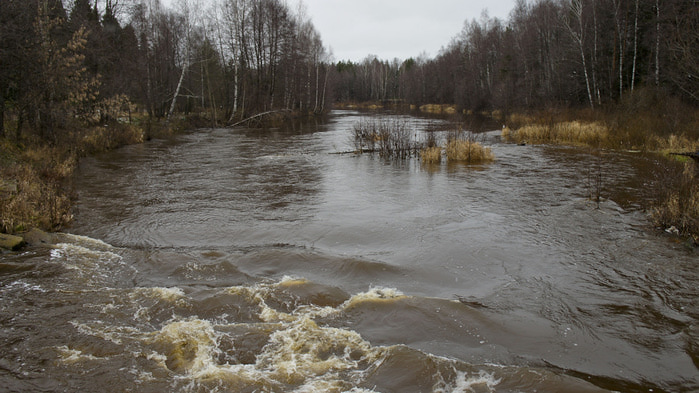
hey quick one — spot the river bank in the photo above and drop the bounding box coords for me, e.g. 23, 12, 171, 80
2, 104, 698, 246
0, 118, 184, 237
0, 110, 316, 240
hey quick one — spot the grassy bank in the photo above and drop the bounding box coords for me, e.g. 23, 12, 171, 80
499, 89, 699, 243
501, 90, 699, 152
0, 119, 184, 234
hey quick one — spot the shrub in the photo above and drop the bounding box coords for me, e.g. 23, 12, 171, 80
352, 117, 419, 158
78, 124, 144, 155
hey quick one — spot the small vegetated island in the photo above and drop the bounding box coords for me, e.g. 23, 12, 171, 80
0, 0, 697, 244
351, 117, 494, 165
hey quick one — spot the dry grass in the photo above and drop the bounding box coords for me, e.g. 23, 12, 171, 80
650, 161, 699, 242
445, 138, 494, 163
1, 121, 148, 234
420, 146, 442, 164
419, 104, 457, 115
77, 124, 145, 155
0, 141, 75, 232
651, 134, 699, 155
503, 121, 609, 147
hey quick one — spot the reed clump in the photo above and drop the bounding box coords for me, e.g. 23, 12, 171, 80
419, 104, 457, 115
445, 138, 494, 163
77, 123, 145, 155
420, 146, 442, 164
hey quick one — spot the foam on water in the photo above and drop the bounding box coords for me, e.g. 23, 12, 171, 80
450, 370, 502, 392
48, 270, 618, 392
148, 318, 219, 377
56, 346, 102, 363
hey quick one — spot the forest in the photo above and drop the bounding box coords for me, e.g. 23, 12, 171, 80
1, 0, 697, 136
336, 0, 698, 111
0, 0, 698, 237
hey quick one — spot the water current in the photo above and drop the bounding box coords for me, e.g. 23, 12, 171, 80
1, 110, 697, 392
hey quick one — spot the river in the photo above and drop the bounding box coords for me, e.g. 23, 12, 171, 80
1, 110, 697, 392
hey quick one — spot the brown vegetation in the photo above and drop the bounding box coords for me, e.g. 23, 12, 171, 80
504, 121, 609, 147
0, 122, 148, 234
502, 89, 699, 152
419, 146, 442, 164
351, 118, 419, 158
500, 89, 699, 241
445, 137, 494, 164
0, 140, 73, 233
650, 161, 699, 243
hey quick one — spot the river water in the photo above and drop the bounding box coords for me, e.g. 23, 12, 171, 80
1, 110, 697, 392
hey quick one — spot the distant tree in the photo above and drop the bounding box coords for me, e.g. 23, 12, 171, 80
32, 8, 99, 140
664, 0, 698, 103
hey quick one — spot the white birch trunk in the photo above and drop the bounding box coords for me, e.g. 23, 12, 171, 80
168, 60, 189, 121
631, 0, 639, 91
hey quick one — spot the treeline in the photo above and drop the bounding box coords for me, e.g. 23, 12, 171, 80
2, 0, 697, 143
0, 0, 332, 142
333, 0, 698, 111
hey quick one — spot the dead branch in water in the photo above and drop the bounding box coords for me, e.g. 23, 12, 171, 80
228, 109, 292, 128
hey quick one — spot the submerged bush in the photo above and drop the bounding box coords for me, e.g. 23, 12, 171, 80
352, 117, 419, 158
353, 120, 496, 165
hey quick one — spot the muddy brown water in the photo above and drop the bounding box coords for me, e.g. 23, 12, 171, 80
1, 110, 697, 392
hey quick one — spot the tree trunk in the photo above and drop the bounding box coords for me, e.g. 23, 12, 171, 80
655, 0, 660, 86
313, 59, 319, 113
591, 0, 601, 105
0, 91, 4, 139
567, 1, 595, 109
631, 0, 639, 91
15, 108, 23, 140
320, 63, 329, 112
168, 60, 188, 122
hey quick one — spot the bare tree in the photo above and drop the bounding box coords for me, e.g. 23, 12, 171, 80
564, 0, 595, 109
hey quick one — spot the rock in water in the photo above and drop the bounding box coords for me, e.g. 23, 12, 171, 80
21, 228, 54, 246
0, 233, 26, 251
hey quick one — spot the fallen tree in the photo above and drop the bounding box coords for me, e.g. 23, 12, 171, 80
228, 110, 292, 128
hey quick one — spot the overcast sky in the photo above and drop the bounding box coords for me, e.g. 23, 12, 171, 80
293, 0, 515, 62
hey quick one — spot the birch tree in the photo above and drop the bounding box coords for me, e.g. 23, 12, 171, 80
564, 0, 595, 109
